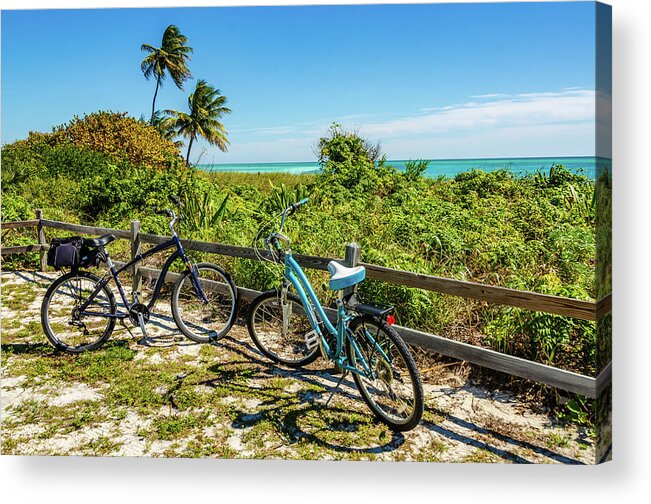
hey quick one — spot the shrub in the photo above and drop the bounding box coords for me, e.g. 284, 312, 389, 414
1, 119, 599, 387
316, 123, 394, 192
21, 111, 182, 171
0, 192, 33, 222
403, 159, 429, 181
1, 144, 46, 187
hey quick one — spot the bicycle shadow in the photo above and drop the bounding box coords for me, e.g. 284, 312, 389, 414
0, 342, 58, 356
11, 270, 54, 290
210, 336, 586, 463
199, 338, 405, 455
282, 405, 405, 454
0, 338, 132, 357
209, 335, 369, 404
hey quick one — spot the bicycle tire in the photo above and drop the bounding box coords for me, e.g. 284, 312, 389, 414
40, 270, 116, 353
171, 262, 238, 343
247, 289, 320, 367
347, 316, 423, 431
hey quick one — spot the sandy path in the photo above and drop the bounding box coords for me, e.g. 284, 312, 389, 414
1, 270, 595, 463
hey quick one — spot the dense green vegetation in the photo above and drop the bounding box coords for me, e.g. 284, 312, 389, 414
1, 117, 604, 407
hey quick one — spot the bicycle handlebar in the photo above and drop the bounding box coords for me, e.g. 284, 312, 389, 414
169, 194, 185, 208
279, 197, 309, 231
285, 197, 309, 217
263, 198, 310, 257
152, 205, 181, 235
153, 206, 173, 217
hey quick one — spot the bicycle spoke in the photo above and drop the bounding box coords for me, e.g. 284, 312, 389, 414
172, 264, 237, 342
248, 291, 318, 367
348, 318, 422, 429
42, 273, 115, 352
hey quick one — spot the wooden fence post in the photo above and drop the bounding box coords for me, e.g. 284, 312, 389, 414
130, 219, 142, 299
36, 209, 46, 271
343, 242, 361, 301
331, 242, 361, 374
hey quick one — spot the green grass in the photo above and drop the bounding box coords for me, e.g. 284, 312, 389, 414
1, 281, 39, 310
1, 331, 430, 459
201, 170, 317, 192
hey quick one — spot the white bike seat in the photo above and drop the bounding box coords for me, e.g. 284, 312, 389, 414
327, 261, 366, 290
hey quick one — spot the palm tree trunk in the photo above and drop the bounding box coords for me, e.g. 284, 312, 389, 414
150, 75, 161, 124
185, 135, 195, 166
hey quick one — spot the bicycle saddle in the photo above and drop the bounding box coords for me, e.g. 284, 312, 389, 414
83, 234, 116, 248
327, 260, 366, 290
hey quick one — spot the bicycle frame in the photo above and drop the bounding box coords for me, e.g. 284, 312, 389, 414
281, 251, 390, 378
77, 234, 207, 319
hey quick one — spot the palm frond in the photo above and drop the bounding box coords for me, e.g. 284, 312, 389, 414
141, 24, 193, 98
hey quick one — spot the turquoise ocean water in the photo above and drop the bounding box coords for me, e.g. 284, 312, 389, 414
199, 156, 610, 180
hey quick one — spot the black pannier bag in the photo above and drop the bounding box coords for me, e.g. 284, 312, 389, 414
47, 237, 83, 270
80, 245, 102, 268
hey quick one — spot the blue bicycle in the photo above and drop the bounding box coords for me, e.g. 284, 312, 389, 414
247, 199, 423, 431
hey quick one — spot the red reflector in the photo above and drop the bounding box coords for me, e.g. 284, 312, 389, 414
386, 314, 395, 326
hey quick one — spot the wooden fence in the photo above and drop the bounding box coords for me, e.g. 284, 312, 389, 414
1, 210, 612, 399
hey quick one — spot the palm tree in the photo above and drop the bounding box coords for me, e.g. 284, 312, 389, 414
151, 110, 184, 149
165, 80, 232, 166
141, 25, 193, 124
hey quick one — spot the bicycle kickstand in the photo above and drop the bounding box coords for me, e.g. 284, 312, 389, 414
324, 370, 349, 407
137, 312, 154, 346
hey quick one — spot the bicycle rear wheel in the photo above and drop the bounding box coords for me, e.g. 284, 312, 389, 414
40, 271, 116, 353
171, 262, 238, 343
347, 316, 423, 431
247, 289, 320, 367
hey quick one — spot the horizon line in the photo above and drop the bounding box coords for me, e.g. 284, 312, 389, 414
198, 154, 607, 166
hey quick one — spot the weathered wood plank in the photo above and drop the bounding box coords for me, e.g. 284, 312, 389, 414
1, 220, 39, 229
595, 361, 612, 397
0, 244, 47, 255
40, 220, 131, 240
36, 210, 47, 271
137, 232, 334, 270
117, 262, 262, 304
394, 325, 598, 398
596, 293, 612, 319
362, 263, 597, 321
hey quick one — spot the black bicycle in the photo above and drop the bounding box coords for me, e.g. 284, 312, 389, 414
40, 197, 238, 353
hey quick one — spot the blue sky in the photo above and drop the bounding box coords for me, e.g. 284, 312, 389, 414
1, 2, 601, 163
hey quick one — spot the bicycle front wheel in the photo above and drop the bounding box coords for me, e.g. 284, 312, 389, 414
347, 316, 423, 431
40, 271, 116, 353
247, 289, 320, 368
171, 263, 238, 343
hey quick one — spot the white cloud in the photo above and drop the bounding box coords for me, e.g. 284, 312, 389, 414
469, 93, 510, 99
197, 88, 598, 163
356, 89, 596, 138
379, 122, 596, 160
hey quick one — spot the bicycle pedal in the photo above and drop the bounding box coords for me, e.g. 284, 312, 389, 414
138, 336, 155, 346
304, 330, 319, 350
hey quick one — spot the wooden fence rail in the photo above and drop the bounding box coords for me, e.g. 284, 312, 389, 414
1, 212, 612, 398
35, 218, 600, 320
